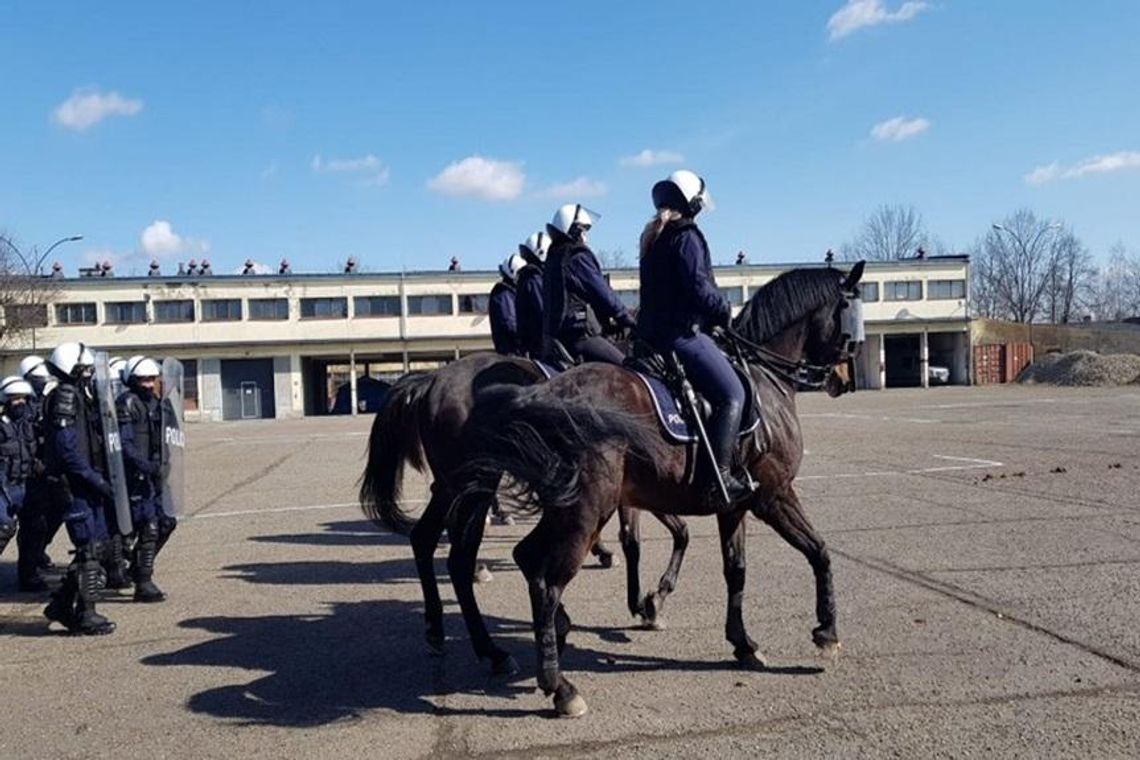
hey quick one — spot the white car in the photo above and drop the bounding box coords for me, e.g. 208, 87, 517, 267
928, 365, 950, 385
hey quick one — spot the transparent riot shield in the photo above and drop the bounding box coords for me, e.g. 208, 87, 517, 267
94, 351, 132, 534
160, 358, 186, 517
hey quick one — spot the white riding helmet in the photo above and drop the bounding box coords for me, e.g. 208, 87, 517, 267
49, 342, 96, 377
19, 355, 50, 381
124, 356, 161, 381
0, 376, 34, 402
520, 231, 552, 263
652, 169, 713, 217
499, 253, 527, 283
548, 204, 598, 240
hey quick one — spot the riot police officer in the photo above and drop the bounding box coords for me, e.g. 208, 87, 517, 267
42, 342, 116, 635
14, 356, 58, 591
116, 356, 167, 602
0, 377, 36, 573
516, 231, 550, 359
543, 204, 635, 365
489, 254, 525, 356
637, 170, 753, 504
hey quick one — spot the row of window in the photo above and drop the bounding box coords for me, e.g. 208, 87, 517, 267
47, 278, 967, 327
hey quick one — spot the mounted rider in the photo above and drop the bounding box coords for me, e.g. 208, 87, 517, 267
542, 204, 635, 366
637, 170, 753, 504
489, 253, 526, 356
516, 231, 550, 359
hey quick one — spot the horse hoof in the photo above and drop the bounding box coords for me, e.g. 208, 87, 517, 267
491, 654, 520, 678
474, 565, 493, 583
555, 693, 588, 718
598, 553, 617, 569
637, 616, 665, 631
817, 641, 843, 661
734, 650, 768, 671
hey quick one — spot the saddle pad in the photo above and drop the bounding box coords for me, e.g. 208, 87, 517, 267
632, 370, 761, 445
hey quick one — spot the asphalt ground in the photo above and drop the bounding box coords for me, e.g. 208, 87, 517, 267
2, 383, 1139, 758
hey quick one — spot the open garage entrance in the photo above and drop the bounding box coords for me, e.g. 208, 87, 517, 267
301, 355, 408, 416
220, 358, 276, 420
928, 331, 970, 385
884, 334, 922, 388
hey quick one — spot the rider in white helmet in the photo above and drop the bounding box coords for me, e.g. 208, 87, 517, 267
638, 170, 753, 505
542, 204, 635, 366
116, 356, 168, 602
0, 376, 36, 566
41, 342, 117, 634
489, 254, 526, 356
516, 231, 551, 359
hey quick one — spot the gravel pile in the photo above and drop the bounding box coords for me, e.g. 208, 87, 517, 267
1017, 350, 1140, 386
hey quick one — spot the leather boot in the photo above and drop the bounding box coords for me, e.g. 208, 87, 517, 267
705, 398, 755, 507
132, 521, 166, 603
103, 534, 131, 589
73, 551, 115, 635
43, 564, 78, 628
17, 514, 50, 592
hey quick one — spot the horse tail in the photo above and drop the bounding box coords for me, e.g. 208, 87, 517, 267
458, 382, 662, 513
359, 370, 434, 533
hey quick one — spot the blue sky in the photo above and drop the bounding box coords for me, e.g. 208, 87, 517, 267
2, 1, 1139, 275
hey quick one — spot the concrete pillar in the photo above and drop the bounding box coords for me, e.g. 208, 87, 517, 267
349, 350, 358, 416
878, 335, 887, 390
920, 331, 930, 389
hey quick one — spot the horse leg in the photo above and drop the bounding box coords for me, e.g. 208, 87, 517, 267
718, 509, 765, 670
758, 490, 839, 656
590, 536, 617, 568
446, 490, 519, 676
410, 484, 449, 655
640, 512, 689, 627
617, 506, 643, 620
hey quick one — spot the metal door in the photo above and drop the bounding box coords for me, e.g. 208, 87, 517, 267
240, 381, 261, 419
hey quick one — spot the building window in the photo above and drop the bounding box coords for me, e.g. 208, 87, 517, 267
56, 302, 98, 325
154, 300, 195, 323
407, 294, 453, 316
884, 281, 923, 301
105, 301, 148, 325
201, 299, 242, 321
181, 359, 199, 412
928, 279, 966, 300
6, 304, 48, 328
459, 293, 490, 314
860, 282, 880, 302
300, 297, 348, 319
249, 298, 289, 320
355, 295, 401, 317
616, 289, 639, 309
718, 286, 744, 306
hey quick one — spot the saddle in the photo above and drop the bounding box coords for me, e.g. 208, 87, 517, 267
623, 342, 763, 446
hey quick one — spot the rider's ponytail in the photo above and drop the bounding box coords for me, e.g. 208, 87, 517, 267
639, 208, 683, 260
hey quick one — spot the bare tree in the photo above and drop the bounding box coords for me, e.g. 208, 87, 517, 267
841, 204, 929, 261
596, 248, 631, 269
1093, 242, 1140, 321
1044, 232, 1096, 324
0, 232, 62, 349
972, 210, 1068, 323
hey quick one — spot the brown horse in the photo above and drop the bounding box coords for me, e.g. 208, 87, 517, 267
450, 263, 865, 716
358, 353, 691, 675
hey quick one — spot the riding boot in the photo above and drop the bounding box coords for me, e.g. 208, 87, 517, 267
103, 534, 131, 589
132, 521, 166, 603
16, 516, 50, 592
73, 551, 116, 635
705, 398, 755, 506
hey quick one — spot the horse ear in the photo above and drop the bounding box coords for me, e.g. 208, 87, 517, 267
843, 261, 866, 290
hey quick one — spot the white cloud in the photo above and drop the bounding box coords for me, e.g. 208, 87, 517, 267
870, 115, 930, 142
619, 149, 685, 168
427, 156, 525, 201
140, 220, 208, 258
357, 167, 391, 187
52, 88, 144, 131
540, 177, 608, 199
1025, 151, 1140, 185
311, 153, 383, 173
827, 0, 929, 41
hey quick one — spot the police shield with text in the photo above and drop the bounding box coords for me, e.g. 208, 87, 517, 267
159, 357, 185, 548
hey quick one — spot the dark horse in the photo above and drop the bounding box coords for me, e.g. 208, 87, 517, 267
358, 353, 691, 673
450, 263, 865, 717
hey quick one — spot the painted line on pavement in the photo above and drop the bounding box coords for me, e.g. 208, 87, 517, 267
798, 454, 1003, 481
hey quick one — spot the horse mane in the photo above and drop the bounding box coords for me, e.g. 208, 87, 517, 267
731, 267, 844, 344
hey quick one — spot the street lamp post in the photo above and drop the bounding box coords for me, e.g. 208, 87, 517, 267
991, 222, 1063, 323
1, 234, 84, 276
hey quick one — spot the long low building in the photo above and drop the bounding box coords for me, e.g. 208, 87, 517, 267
0, 256, 970, 421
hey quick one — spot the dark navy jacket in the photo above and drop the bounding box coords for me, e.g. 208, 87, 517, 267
44, 382, 109, 499
544, 241, 633, 343
488, 280, 520, 356
117, 390, 162, 499
638, 220, 730, 347
516, 264, 545, 357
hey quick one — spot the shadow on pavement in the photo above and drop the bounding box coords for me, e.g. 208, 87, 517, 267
142, 600, 825, 726
248, 519, 412, 548
221, 555, 520, 586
